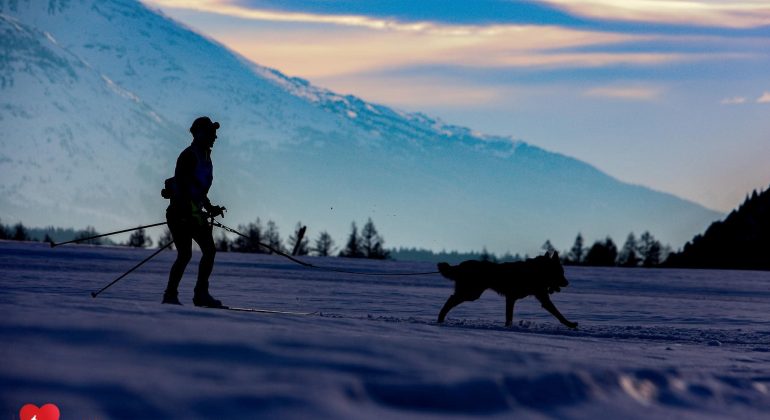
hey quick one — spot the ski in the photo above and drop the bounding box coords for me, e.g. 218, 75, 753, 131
201, 305, 317, 316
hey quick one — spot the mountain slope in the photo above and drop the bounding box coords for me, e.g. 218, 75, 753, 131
0, 0, 721, 254
0, 12, 179, 228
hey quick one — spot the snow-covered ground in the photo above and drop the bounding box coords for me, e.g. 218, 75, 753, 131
1, 240, 769, 419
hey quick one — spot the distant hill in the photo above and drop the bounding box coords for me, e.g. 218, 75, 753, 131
665, 186, 770, 270
1, 0, 720, 255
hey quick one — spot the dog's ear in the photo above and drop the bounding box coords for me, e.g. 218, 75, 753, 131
551, 251, 559, 261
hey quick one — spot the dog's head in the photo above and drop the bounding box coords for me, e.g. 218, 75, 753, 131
535, 251, 569, 294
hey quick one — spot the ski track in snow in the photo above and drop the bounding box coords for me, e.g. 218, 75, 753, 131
1, 241, 770, 419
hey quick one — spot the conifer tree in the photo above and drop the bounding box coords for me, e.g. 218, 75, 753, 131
313, 231, 336, 257
568, 233, 585, 265
233, 219, 264, 253
361, 218, 389, 259
264, 220, 284, 254
340, 222, 364, 258
127, 228, 152, 248
618, 232, 640, 267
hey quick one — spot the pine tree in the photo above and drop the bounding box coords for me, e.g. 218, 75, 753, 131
264, 220, 283, 254
567, 233, 585, 265
75, 226, 102, 245
340, 222, 365, 258
12, 223, 29, 242
233, 219, 264, 253
618, 232, 640, 267
479, 247, 497, 262
313, 231, 336, 257
361, 218, 389, 259
127, 228, 152, 248
638, 231, 662, 267
584, 237, 618, 266
542, 239, 556, 254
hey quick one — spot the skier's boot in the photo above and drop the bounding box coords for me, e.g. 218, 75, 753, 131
193, 291, 224, 308
162, 290, 182, 305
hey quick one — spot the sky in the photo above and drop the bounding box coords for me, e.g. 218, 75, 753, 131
142, 0, 770, 212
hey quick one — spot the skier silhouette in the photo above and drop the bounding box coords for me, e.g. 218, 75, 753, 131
162, 116, 226, 307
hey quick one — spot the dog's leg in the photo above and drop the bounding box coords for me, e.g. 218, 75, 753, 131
438, 294, 463, 323
505, 297, 516, 327
536, 293, 578, 329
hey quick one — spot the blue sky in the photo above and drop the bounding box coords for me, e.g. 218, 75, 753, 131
144, 0, 770, 212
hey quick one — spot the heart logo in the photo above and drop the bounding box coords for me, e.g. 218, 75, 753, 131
20, 403, 60, 420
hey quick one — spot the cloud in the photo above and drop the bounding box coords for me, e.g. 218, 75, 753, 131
758, 92, 770, 103
721, 96, 748, 105
585, 86, 664, 101
543, 0, 770, 29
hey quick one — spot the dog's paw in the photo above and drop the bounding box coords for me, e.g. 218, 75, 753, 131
565, 321, 578, 330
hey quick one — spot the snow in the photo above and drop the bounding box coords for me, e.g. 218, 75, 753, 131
1, 240, 769, 419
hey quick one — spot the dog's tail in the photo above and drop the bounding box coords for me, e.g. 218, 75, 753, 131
437, 262, 454, 280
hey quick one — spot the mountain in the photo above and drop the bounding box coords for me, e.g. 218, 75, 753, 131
665, 186, 770, 270
0, 0, 721, 255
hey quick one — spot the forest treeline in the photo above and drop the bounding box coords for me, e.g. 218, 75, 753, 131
3, 185, 767, 269
0, 216, 671, 266
665, 186, 769, 270
0, 217, 390, 260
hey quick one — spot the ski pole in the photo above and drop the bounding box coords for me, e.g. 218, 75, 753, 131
51, 222, 167, 248
91, 241, 174, 298
213, 221, 314, 268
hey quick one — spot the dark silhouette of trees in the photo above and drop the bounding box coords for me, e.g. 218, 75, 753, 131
584, 237, 618, 266
215, 232, 230, 252
666, 186, 770, 270
339, 222, 365, 258
312, 231, 335, 257
127, 228, 153, 248
638, 231, 664, 267
313, 231, 336, 257
361, 218, 389, 259
479, 247, 497, 262
567, 233, 585, 265
542, 240, 556, 254
0, 219, 9, 239
264, 220, 284, 254
75, 226, 102, 245
339, 219, 389, 259
12, 222, 30, 241
232, 219, 265, 253
159, 228, 175, 250
617, 233, 640, 267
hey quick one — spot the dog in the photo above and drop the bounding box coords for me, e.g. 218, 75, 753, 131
437, 252, 578, 329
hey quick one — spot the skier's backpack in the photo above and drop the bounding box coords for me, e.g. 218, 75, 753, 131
161, 177, 178, 199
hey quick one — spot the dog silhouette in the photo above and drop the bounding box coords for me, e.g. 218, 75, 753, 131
437, 252, 578, 329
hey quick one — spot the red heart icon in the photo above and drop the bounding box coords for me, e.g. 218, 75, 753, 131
20, 403, 60, 420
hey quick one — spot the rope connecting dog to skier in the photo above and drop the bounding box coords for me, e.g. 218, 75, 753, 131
52, 116, 578, 328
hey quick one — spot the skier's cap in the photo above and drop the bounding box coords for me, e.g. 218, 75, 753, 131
190, 116, 220, 134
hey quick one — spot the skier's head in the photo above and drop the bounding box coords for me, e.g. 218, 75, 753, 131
190, 116, 219, 148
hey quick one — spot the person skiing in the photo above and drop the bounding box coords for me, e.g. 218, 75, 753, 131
162, 116, 226, 307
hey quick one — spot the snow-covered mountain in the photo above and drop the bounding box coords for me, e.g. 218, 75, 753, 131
0, 0, 720, 254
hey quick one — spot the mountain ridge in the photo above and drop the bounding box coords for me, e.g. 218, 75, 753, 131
0, 0, 721, 254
